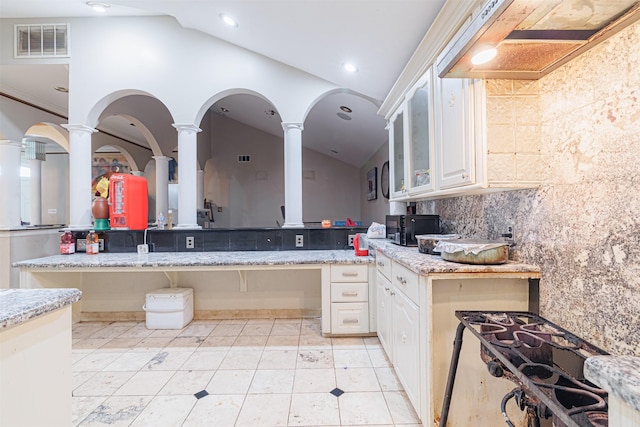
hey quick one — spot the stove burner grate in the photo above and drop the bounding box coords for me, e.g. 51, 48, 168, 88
438, 311, 609, 427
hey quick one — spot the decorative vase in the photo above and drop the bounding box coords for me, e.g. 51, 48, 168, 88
91, 196, 109, 220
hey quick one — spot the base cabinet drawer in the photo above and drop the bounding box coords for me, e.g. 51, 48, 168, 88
331, 264, 368, 282
330, 302, 369, 334
331, 282, 368, 303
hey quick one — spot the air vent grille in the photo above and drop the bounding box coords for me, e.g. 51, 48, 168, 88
237, 155, 251, 163
15, 24, 69, 58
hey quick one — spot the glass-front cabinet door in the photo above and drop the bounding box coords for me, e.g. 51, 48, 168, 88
407, 70, 434, 194
390, 110, 405, 198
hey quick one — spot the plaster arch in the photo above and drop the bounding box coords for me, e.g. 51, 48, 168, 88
99, 114, 163, 158
85, 89, 174, 130
303, 88, 382, 123
92, 144, 140, 172
194, 88, 280, 128
23, 123, 70, 152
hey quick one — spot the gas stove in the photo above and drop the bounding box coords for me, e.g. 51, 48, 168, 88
439, 311, 609, 427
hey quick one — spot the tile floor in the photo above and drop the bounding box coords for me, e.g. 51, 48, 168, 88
72, 318, 421, 426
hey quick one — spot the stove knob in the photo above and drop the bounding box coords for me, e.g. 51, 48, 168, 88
487, 360, 504, 377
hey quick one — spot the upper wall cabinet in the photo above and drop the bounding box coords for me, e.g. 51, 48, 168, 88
387, 67, 543, 202
389, 71, 436, 199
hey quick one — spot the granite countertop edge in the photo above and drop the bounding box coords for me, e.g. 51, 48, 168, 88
0, 288, 82, 329
584, 355, 640, 412
365, 238, 541, 275
13, 250, 375, 269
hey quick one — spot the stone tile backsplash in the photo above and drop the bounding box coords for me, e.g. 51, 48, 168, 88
419, 20, 640, 356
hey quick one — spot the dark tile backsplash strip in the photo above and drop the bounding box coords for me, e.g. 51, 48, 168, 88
82, 228, 366, 252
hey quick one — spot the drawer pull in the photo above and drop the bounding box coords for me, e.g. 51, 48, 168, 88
341, 271, 360, 277
396, 275, 407, 285
384, 287, 390, 292
390, 291, 396, 296
342, 291, 359, 297
343, 318, 359, 324
377, 261, 385, 267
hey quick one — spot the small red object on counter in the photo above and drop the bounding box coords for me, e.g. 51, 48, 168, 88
353, 233, 368, 256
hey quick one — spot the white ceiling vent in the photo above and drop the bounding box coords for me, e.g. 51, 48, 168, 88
15, 24, 69, 58
237, 155, 251, 163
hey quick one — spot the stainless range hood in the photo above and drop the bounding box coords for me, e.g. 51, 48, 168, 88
437, 0, 640, 79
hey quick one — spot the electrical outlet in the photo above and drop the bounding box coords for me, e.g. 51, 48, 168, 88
348, 234, 356, 247
295, 234, 304, 248
186, 236, 195, 249
98, 239, 105, 251
502, 224, 515, 244
137, 244, 149, 254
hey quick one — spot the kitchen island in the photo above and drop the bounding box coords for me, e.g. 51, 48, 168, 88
0, 288, 82, 427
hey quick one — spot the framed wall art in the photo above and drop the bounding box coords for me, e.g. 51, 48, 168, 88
367, 166, 377, 201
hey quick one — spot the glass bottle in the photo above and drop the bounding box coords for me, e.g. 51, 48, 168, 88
86, 230, 99, 255
60, 230, 76, 255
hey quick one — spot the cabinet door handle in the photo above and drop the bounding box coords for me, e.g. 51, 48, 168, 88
401, 332, 407, 343
396, 275, 407, 285
342, 271, 359, 277
384, 287, 390, 292
342, 291, 359, 297
343, 318, 359, 324
377, 261, 385, 267
390, 291, 396, 296
462, 173, 468, 179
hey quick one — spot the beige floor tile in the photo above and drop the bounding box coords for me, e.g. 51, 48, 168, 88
235, 393, 291, 427
288, 392, 340, 426
181, 394, 244, 427
73, 371, 136, 396
207, 369, 255, 395
333, 349, 373, 368
144, 350, 192, 371
132, 337, 173, 351
72, 396, 107, 426
103, 351, 157, 371
165, 336, 204, 350
149, 328, 183, 338
180, 350, 227, 370
335, 367, 381, 392
270, 323, 301, 336
293, 368, 336, 393
331, 337, 366, 349
367, 347, 393, 368
384, 391, 421, 424
198, 335, 236, 349
179, 323, 216, 337
210, 323, 244, 337
233, 334, 268, 348
118, 325, 154, 339
246, 318, 275, 325
258, 349, 298, 369
113, 370, 174, 396
297, 349, 334, 369
218, 349, 263, 370
100, 338, 144, 351
72, 352, 91, 365
73, 352, 124, 372
77, 395, 152, 427
89, 325, 132, 339
338, 391, 393, 425
363, 336, 382, 348
374, 367, 403, 391
217, 319, 248, 325
249, 369, 295, 394
72, 371, 97, 390
240, 323, 273, 336
130, 395, 196, 426
159, 370, 215, 395
73, 324, 110, 340
73, 338, 111, 351
299, 334, 333, 348
265, 335, 300, 349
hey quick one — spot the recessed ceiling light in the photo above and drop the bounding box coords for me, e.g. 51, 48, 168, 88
330, 150, 339, 154
220, 107, 229, 113
342, 62, 358, 73
85, 1, 110, 13
265, 109, 276, 117
54, 86, 68, 93
219, 13, 239, 28
337, 112, 352, 121
339, 106, 352, 113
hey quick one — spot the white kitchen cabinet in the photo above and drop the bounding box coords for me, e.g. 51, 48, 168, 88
390, 110, 406, 198
376, 271, 393, 359
434, 75, 476, 190
327, 264, 370, 335
392, 282, 420, 410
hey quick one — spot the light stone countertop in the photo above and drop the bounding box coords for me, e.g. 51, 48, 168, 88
365, 238, 541, 276
0, 288, 82, 329
13, 250, 375, 269
584, 355, 640, 412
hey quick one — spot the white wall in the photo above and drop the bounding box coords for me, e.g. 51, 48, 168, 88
204, 114, 361, 227
360, 140, 389, 227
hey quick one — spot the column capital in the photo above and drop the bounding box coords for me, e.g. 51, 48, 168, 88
282, 122, 304, 132
152, 155, 171, 161
172, 124, 202, 134
61, 124, 98, 134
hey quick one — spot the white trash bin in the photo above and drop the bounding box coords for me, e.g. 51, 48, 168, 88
143, 288, 194, 329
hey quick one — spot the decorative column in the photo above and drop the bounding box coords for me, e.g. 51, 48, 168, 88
197, 170, 204, 209
25, 140, 47, 226
0, 140, 22, 228
62, 124, 96, 230
172, 124, 201, 229
153, 156, 169, 222
282, 122, 304, 228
